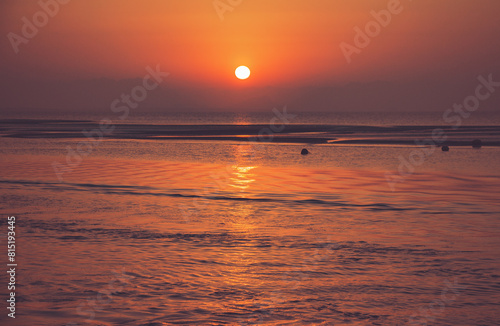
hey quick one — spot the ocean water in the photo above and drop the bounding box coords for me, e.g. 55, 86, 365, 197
0, 113, 500, 325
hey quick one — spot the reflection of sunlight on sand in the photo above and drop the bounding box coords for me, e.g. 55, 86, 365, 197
233, 114, 250, 126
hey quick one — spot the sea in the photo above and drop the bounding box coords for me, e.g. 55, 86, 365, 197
0, 111, 499, 325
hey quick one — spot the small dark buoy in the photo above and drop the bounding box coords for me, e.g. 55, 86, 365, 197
441, 145, 449, 152
472, 139, 482, 149
301, 148, 309, 155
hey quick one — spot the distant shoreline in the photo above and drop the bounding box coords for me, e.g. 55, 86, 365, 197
1, 119, 499, 146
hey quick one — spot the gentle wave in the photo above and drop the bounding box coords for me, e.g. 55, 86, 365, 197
0, 179, 410, 211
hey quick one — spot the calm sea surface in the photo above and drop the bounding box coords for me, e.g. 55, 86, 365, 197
0, 113, 499, 325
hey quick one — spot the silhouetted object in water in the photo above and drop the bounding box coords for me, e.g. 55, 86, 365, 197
472, 139, 482, 148
301, 148, 309, 155
442, 145, 449, 152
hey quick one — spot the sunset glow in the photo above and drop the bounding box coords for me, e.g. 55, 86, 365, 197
1, 1, 500, 325
1, 0, 499, 113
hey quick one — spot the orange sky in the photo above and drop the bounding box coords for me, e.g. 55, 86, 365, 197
1, 0, 500, 112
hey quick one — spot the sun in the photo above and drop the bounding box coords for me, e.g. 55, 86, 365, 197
235, 66, 251, 80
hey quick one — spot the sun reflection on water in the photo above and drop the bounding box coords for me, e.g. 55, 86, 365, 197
229, 165, 256, 191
